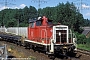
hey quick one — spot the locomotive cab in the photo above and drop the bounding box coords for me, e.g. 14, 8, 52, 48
29, 16, 53, 27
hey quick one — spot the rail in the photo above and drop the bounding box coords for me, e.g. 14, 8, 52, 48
77, 48, 90, 56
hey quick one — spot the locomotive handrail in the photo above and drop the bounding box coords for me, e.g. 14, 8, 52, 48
69, 29, 72, 43
49, 34, 53, 52
73, 33, 77, 50
41, 28, 48, 51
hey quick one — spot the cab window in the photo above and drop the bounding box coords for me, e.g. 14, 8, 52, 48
48, 20, 53, 25
36, 20, 42, 26
29, 22, 34, 28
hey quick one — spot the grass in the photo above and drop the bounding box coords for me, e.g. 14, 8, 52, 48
7, 44, 37, 60
7, 45, 26, 58
77, 44, 90, 51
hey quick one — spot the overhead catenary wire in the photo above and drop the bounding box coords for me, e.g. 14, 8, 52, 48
73, 0, 90, 13
0, 0, 16, 9
31, 0, 47, 9
0, 0, 16, 27
31, 0, 47, 16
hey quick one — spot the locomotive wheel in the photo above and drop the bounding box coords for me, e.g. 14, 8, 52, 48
29, 45, 33, 49
33, 45, 37, 52
63, 52, 67, 56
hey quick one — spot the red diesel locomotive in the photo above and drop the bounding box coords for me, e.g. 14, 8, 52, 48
24, 16, 76, 55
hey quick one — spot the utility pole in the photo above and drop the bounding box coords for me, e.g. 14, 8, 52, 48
0, 0, 16, 9
5, 0, 7, 9
32, 0, 47, 9
31, 0, 47, 16
0, 0, 15, 27
74, 0, 89, 13
80, 0, 82, 13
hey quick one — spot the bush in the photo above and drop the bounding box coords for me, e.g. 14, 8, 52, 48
75, 32, 86, 44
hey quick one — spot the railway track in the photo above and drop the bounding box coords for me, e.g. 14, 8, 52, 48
0, 40, 90, 60
0, 40, 59, 60
0, 40, 79, 60
77, 48, 90, 56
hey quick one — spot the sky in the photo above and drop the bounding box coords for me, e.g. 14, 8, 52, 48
0, 0, 90, 19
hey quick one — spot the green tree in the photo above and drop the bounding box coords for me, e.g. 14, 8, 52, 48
28, 6, 37, 19
0, 1, 89, 30
76, 33, 86, 44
